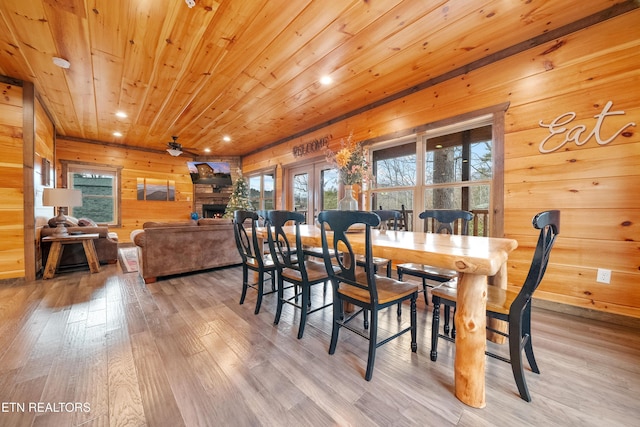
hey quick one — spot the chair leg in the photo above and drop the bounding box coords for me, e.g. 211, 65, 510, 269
239, 266, 249, 305
386, 261, 392, 278
329, 298, 342, 355
270, 270, 276, 292
274, 275, 285, 324
298, 284, 309, 339
421, 278, 429, 306
509, 315, 532, 402
363, 309, 369, 330
451, 308, 456, 339
430, 296, 441, 361
443, 305, 450, 336
365, 309, 378, 381
396, 268, 404, 317
255, 271, 264, 314
523, 306, 539, 374
410, 294, 417, 353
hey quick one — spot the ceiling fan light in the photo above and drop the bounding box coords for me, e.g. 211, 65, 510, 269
167, 148, 183, 156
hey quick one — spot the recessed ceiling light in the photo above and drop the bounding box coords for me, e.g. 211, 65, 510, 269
435, 144, 443, 149
223, 135, 231, 142
115, 111, 127, 118
204, 148, 211, 153
52, 57, 71, 69
113, 132, 122, 137
319, 75, 333, 85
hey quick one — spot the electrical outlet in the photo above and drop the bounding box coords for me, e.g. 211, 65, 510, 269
596, 268, 611, 284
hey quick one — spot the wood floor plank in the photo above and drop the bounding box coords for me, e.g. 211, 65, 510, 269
0, 264, 639, 426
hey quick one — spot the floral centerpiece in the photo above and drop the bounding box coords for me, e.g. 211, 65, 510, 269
325, 132, 371, 185
326, 133, 372, 211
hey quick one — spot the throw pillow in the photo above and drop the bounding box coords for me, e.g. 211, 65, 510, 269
78, 217, 98, 227
48, 216, 79, 228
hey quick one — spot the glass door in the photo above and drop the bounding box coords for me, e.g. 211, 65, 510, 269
287, 161, 337, 223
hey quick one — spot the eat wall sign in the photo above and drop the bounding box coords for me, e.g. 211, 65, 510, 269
538, 101, 636, 153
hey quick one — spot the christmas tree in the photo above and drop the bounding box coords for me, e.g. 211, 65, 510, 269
223, 173, 253, 218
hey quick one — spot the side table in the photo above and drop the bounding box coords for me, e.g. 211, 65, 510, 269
42, 233, 101, 279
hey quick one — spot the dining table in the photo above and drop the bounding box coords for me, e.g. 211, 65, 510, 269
253, 224, 518, 408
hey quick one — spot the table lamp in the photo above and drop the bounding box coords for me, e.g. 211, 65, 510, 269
43, 188, 83, 237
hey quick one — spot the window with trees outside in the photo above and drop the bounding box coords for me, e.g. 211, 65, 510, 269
248, 171, 275, 210
371, 117, 496, 235
64, 162, 121, 226
372, 139, 417, 227
425, 124, 492, 236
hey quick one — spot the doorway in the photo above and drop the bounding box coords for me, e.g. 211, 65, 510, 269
287, 161, 337, 223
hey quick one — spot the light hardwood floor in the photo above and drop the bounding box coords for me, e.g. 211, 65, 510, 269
0, 264, 638, 426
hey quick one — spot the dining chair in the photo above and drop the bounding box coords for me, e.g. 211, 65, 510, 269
233, 210, 277, 314
266, 210, 334, 339
396, 209, 474, 331
354, 209, 402, 277
430, 210, 560, 402
317, 210, 418, 381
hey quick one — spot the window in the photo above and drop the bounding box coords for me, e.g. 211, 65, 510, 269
425, 125, 492, 209
372, 139, 416, 213
248, 170, 275, 210
63, 162, 121, 226
367, 105, 505, 235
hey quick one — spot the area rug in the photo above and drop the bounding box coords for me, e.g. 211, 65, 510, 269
118, 247, 139, 273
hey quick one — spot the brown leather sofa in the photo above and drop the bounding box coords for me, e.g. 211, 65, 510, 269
41, 225, 119, 268
130, 218, 242, 284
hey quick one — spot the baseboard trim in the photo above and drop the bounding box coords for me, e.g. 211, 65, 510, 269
533, 298, 640, 329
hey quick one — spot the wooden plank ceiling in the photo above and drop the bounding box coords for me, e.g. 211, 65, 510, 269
0, 0, 627, 157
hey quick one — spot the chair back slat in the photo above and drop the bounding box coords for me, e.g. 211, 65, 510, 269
372, 209, 402, 230
265, 210, 306, 270
511, 210, 560, 314
317, 210, 380, 299
234, 210, 264, 266
419, 209, 473, 235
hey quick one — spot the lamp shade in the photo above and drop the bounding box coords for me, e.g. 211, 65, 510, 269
43, 188, 83, 208
166, 148, 183, 156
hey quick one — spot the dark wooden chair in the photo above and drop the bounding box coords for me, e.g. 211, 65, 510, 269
396, 209, 474, 330
430, 210, 560, 402
317, 210, 418, 381
354, 209, 402, 277
266, 210, 334, 339
233, 210, 277, 314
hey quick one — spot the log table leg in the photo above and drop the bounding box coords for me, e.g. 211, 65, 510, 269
454, 272, 487, 408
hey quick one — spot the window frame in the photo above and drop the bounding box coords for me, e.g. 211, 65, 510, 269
60, 160, 122, 227
367, 103, 506, 236
247, 168, 276, 211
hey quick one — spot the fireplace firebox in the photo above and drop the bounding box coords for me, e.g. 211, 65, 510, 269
202, 204, 227, 218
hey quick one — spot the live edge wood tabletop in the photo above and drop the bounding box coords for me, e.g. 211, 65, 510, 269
253, 224, 518, 408
42, 233, 101, 280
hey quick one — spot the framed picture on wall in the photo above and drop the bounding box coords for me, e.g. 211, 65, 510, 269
137, 178, 176, 201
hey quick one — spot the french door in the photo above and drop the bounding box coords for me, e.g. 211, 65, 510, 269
287, 161, 338, 223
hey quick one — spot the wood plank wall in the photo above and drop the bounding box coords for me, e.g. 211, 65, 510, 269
242, 10, 640, 318
0, 82, 25, 279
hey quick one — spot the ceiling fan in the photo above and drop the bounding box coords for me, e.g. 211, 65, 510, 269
166, 136, 186, 156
